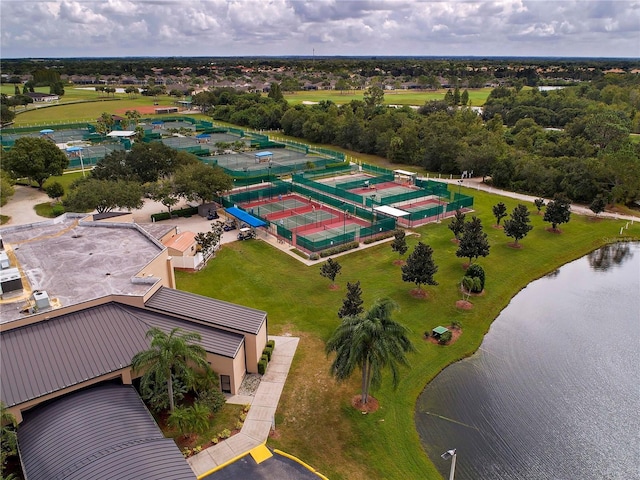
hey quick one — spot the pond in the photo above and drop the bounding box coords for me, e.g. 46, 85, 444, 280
416, 243, 640, 480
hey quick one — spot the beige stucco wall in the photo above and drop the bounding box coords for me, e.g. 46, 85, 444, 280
134, 250, 175, 289
243, 321, 268, 373
205, 343, 246, 395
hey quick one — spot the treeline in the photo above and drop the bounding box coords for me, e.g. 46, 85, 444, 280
196, 77, 639, 206
3, 57, 639, 85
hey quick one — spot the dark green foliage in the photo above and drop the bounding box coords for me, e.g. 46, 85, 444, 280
151, 212, 171, 221
51, 204, 65, 217
448, 209, 466, 240
266, 340, 275, 349
44, 181, 64, 201
320, 258, 342, 285
438, 331, 452, 345
258, 359, 267, 375
64, 178, 143, 214
319, 242, 359, 257
326, 298, 415, 403
503, 204, 534, 245
390, 229, 408, 258
198, 389, 226, 414
401, 242, 438, 289
589, 195, 607, 216
492, 202, 508, 225
263, 346, 273, 361
362, 231, 395, 244
543, 193, 572, 231
3, 137, 69, 188
465, 264, 485, 292
534, 197, 545, 213
456, 216, 490, 265
261, 354, 269, 364
338, 281, 365, 319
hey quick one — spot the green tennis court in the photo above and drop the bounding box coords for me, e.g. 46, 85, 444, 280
250, 199, 308, 216
275, 210, 337, 230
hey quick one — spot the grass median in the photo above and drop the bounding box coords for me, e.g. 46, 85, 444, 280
176, 186, 640, 479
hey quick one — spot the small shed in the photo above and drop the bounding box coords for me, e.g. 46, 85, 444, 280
432, 326, 449, 338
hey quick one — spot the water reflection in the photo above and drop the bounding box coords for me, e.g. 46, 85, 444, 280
416, 243, 640, 480
587, 243, 633, 271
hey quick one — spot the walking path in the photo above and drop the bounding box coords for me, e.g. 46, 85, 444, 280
187, 335, 299, 478
441, 177, 639, 222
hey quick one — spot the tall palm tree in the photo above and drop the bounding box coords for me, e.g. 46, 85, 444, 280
132, 327, 207, 412
326, 298, 415, 404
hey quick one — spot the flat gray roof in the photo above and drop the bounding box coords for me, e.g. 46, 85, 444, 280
138, 221, 178, 241
1, 301, 244, 408
0, 217, 163, 323
18, 384, 195, 480
146, 286, 267, 335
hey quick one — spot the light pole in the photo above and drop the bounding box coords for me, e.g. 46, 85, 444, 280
457, 179, 463, 210
441, 449, 457, 480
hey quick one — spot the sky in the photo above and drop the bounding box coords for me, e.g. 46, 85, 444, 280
1, 0, 638, 59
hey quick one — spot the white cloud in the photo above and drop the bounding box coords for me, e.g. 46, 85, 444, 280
0, 0, 638, 57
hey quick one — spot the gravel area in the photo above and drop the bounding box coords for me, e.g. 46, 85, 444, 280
237, 374, 262, 396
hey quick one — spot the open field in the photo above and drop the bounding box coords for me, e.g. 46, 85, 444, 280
283, 88, 492, 107
176, 186, 640, 479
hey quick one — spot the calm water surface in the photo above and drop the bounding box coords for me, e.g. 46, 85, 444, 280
416, 243, 640, 480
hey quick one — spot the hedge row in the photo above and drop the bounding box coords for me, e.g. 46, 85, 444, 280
319, 241, 359, 258
150, 206, 199, 222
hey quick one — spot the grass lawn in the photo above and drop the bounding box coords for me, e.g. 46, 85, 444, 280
175, 186, 640, 479
283, 88, 492, 107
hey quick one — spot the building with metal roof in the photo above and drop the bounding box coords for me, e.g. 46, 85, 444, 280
18, 384, 196, 480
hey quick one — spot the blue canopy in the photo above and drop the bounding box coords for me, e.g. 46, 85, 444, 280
196, 133, 211, 139
66, 146, 83, 152
40, 129, 54, 134
225, 207, 267, 228
255, 151, 273, 158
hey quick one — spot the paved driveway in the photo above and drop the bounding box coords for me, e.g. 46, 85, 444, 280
202, 451, 321, 480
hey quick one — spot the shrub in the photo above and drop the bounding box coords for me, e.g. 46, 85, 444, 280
363, 231, 396, 244
219, 428, 231, 439
465, 264, 485, 292
451, 320, 462, 330
51, 204, 65, 217
438, 331, 452, 345
424, 330, 431, 338
235, 420, 244, 430
319, 241, 359, 258
263, 346, 273, 361
197, 388, 226, 414
261, 354, 269, 364
309, 253, 320, 261
266, 340, 275, 349
151, 212, 171, 221
258, 359, 267, 375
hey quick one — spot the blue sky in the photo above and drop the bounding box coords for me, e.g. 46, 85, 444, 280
1, 0, 638, 58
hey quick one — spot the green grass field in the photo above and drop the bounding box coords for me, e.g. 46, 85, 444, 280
176, 187, 640, 479
283, 88, 492, 107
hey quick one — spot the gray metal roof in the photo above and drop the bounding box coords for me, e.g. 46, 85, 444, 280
1, 302, 244, 408
146, 287, 267, 335
18, 384, 195, 480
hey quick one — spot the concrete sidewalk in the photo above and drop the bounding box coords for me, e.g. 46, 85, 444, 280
187, 335, 299, 478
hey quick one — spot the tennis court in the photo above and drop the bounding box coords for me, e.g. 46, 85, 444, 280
214, 149, 318, 173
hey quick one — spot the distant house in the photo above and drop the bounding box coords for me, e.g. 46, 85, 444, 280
25, 92, 59, 103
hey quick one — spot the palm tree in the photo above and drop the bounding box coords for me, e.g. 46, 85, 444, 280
132, 327, 207, 412
326, 298, 415, 404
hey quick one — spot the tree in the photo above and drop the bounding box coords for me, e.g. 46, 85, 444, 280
124, 109, 141, 129
543, 193, 571, 231
363, 85, 384, 112
448, 209, 466, 241
168, 402, 210, 438
320, 258, 342, 286
492, 202, 508, 226
267, 82, 284, 101
45, 181, 64, 202
64, 178, 143, 213
456, 216, 490, 266
1, 402, 18, 477
589, 195, 607, 217
338, 281, 364, 319
96, 112, 115, 135
194, 223, 223, 259
146, 178, 180, 215
325, 298, 415, 404
461, 89, 470, 106
461, 276, 482, 302
0, 171, 15, 206
401, 242, 438, 291
132, 327, 207, 412
534, 197, 545, 214
174, 162, 232, 205
2, 136, 69, 189
390, 229, 408, 260
1, 104, 16, 124
503, 204, 534, 246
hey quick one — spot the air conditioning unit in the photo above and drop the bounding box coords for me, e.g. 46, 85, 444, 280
0, 251, 9, 269
33, 290, 50, 310
0, 268, 23, 294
